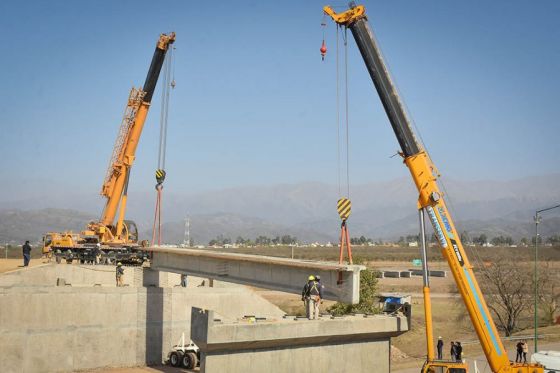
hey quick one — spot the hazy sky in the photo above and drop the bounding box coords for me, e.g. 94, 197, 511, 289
0, 0, 559, 202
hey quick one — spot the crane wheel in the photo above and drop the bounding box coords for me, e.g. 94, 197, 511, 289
169, 351, 183, 367
182, 352, 198, 369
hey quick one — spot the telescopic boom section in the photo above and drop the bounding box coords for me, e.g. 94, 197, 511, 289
100, 32, 175, 228
324, 5, 542, 373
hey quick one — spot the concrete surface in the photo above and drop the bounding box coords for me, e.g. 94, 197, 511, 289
0, 263, 406, 373
409, 269, 447, 277
0, 263, 182, 288
151, 247, 364, 303
383, 271, 401, 278
191, 307, 409, 373
0, 266, 284, 373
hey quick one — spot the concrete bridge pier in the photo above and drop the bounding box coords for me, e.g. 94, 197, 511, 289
191, 307, 410, 373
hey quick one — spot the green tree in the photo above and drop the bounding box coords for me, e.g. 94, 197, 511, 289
281, 235, 296, 245
209, 234, 231, 246
405, 234, 419, 243
475, 234, 487, 246
255, 236, 271, 245
328, 258, 380, 316
547, 235, 560, 245
490, 236, 515, 246
491, 236, 504, 246
460, 231, 470, 244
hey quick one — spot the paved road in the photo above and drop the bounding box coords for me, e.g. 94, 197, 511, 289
393, 342, 560, 373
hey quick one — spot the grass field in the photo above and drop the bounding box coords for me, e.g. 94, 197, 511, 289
206, 244, 560, 263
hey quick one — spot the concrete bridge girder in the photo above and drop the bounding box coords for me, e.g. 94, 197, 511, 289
150, 247, 365, 304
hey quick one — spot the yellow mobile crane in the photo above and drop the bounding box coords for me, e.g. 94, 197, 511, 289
44, 32, 175, 265
324, 4, 543, 373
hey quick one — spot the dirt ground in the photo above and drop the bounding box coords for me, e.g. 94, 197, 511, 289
0, 258, 50, 273
252, 261, 560, 372
82, 366, 196, 373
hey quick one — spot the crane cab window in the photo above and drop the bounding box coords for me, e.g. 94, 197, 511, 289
448, 369, 466, 373
44, 235, 52, 247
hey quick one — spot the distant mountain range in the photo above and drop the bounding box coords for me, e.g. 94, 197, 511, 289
0, 208, 95, 244
1, 174, 559, 244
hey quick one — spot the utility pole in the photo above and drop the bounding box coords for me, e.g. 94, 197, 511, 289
534, 212, 541, 353
533, 203, 560, 353
183, 216, 191, 247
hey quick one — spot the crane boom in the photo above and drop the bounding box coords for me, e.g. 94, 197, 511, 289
43, 32, 176, 266
100, 32, 175, 227
324, 4, 542, 373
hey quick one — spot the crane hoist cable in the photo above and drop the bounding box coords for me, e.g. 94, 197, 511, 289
343, 26, 350, 199
336, 24, 341, 197
320, 14, 327, 60
331, 22, 353, 273
320, 18, 353, 272
151, 44, 175, 246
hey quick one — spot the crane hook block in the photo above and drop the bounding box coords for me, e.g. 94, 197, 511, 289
320, 40, 327, 61
155, 169, 166, 184
337, 198, 351, 221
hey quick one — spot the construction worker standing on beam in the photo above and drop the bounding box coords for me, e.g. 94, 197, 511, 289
116, 262, 124, 287
301, 275, 323, 320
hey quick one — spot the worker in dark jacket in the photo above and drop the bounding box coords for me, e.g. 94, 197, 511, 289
437, 336, 444, 360
315, 275, 325, 294
22, 241, 32, 267
515, 341, 523, 362
455, 342, 463, 362
302, 275, 315, 319
302, 275, 323, 320
450, 341, 456, 360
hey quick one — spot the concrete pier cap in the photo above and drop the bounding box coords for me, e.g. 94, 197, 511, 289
191, 307, 410, 373
150, 247, 365, 303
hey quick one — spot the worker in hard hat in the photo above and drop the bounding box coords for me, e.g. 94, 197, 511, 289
301, 275, 315, 319
302, 275, 323, 320
315, 275, 324, 293
116, 262, 124, 287
94, 243, 102, 265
